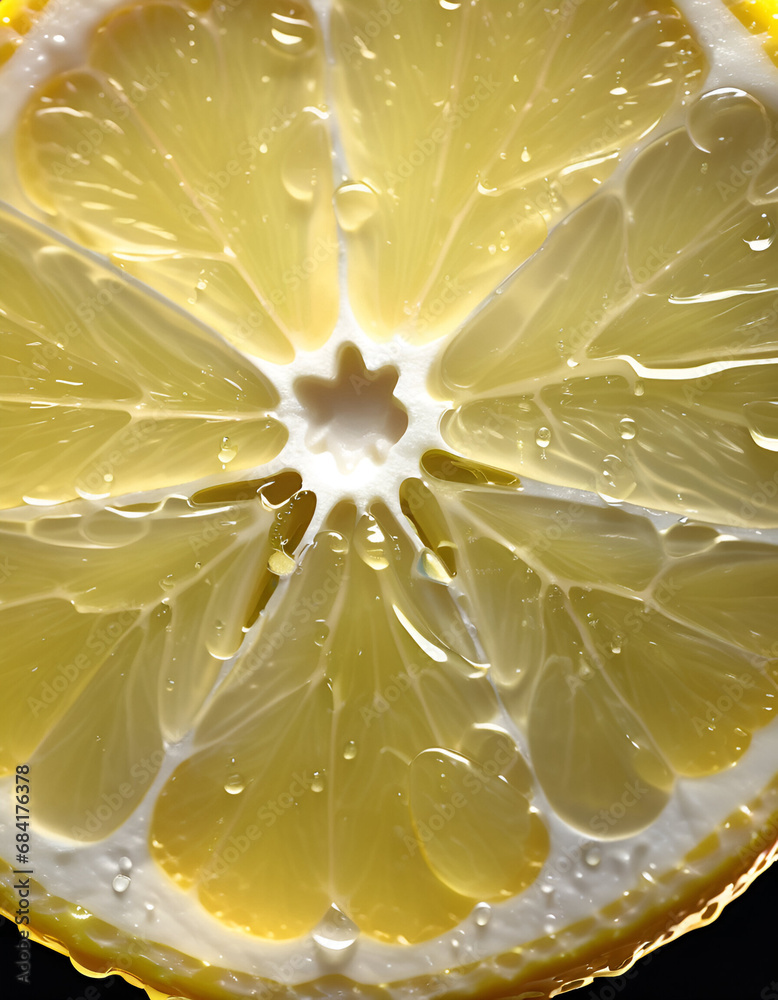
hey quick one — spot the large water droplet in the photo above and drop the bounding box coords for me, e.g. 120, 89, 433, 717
343, 740, 358, 760
536, 426, 552, 449
473, 901, 492, 927
598, 454, 636, 503
619, 417, 637, 440
313, 905, 360, 953
355, 514, 391, 570
224, 774, 245, 795
269, 10, 316, 53
418, 548, 452, 584
584, 846, 602, 868
218, 436, 238, 464
334, 181, 379, 231
112, 874, 131, 893
743, 213, 775, 252
313, 620, 330, 647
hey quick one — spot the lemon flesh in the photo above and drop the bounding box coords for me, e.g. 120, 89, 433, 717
0, 0, 777, 998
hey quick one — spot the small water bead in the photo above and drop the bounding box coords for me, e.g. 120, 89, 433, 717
536, 426, 552, 449
520, 147, 531, 162
598, 454, 637, 503
224, 774, 245, 795
218, 436, 237, 463
311, 771, 325, 793
159, 574, 175, 591
144, 902, 155, 912
584, 846, 602, 868
112, 874, 131, 893
619, 417, 637, 440
118, 856, 133, 873
313, 620, 330, 647
473, 902, 492, 927
343, 740, 358, 760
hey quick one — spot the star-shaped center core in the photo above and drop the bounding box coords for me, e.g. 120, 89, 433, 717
294, 344, 408, 475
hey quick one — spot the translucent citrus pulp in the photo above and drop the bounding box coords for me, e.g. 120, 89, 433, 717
1, 0, 778, 998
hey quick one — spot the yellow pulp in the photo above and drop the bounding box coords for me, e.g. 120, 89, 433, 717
1, 0, 778, 955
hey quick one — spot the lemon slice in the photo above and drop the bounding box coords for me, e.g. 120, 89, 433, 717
1, 1, 778, 999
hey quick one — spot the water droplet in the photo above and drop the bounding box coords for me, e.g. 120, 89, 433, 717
268, 549, 296, 576
312, 905, 359, 953
313, 620, 330, 647
218, 436, 238, 464
103, 472, 114, 484
520, 147, 531, 163
610, 638, 622, 655
159, 574, 175, 591
196, 277, 208, 291
144, 902, 155, 912
269, 10, 315, 53
224, 774, 245, 795
119, 856, 132, 873
473, 902, 491, 927
112, 874, 131, 893
355, 514, 391, 569
535, 426, 552, 449
540, 882, 554, 895
633, 380, 645, 397
343, 740, 358, 760
418, 549, 452, 585
584, 846, 602, 868
598, 454, 636, 503
619, 417, 637, 440
743, 213, 775, 252
476, 179, 498, 196
687, 87, 763, 153
311, 771, 325, 793
439, 0, 461, 8
334, 181, 379, 231
321, 530, 349, 555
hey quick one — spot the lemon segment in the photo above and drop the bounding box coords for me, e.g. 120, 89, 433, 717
0, 207, 286, 508
15, 0, 339, 363
0, 485, 318, 837
150, 503, 548, 943
423, 473, 778, 835
436, 89, 778, 526
330, 0, 705, 344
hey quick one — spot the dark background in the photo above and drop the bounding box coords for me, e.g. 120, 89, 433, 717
1, 861, 777, 1000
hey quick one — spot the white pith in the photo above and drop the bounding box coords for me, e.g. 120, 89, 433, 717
0, 1, 777, 997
